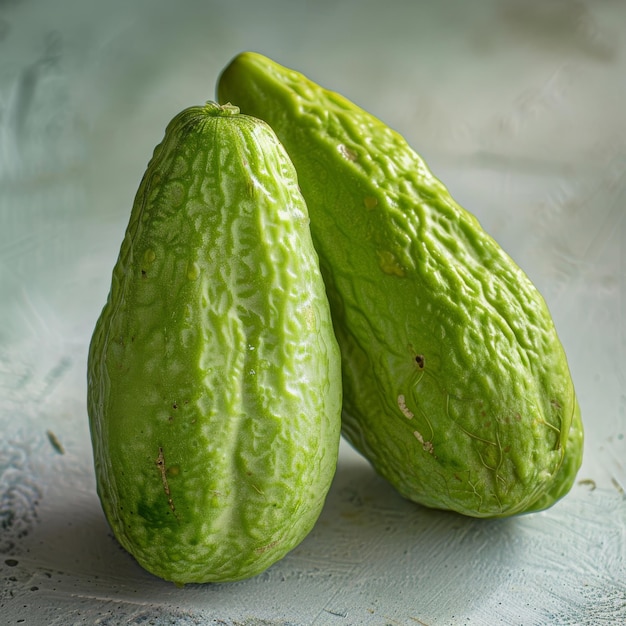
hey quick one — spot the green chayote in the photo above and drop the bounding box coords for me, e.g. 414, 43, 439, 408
87, 102, 342, 583
218, 53, 583, 518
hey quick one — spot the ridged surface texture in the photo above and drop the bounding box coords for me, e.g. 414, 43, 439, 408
218, 53, 583, 518
87, 102, 342, 583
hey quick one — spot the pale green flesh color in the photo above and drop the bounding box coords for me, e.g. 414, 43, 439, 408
218, 53, 583, 518
87, 103, 342, 583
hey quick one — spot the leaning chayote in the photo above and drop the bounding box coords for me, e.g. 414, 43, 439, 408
218, 53, 583, 518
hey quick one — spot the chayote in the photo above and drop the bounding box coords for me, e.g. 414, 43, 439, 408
218, 53, 583, 518
87, 102, 342, 583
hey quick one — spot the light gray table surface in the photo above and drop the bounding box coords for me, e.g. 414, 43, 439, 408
1, 1, 625, 624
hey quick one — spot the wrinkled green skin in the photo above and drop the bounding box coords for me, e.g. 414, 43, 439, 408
87, 102, 342, 583
218, 53, 583, 518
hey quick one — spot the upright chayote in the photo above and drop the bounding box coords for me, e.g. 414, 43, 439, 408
87, 102, 342, 584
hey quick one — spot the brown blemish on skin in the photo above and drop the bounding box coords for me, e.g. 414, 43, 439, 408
255, 539, 280, 554
337, 143, 357, 161
156, 447, 178, 519
398, 394, 414, 419
363, 196, 378, 210
413, 430, 434, 455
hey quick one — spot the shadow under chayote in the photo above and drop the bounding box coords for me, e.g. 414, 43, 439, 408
6, 439, 528, 626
